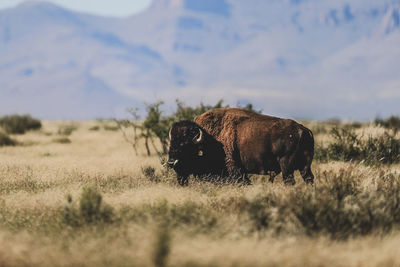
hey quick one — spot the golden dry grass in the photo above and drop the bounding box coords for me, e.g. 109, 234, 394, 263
0, 120, 399, 267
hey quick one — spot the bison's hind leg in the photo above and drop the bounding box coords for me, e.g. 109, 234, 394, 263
268, 170, 281, 183
300, 166, 314, 185
279, 156, 296, 185
296, 150, 314, 185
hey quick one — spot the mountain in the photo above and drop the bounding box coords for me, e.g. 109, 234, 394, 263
0, 0, 399, 119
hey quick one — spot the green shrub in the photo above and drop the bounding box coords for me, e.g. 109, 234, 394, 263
375, 116, 400, 132
315, 127, 400, 165
0, 114, 41, 134
173, 99, 227, 121
53, 137, 71, 144
240, 168, 400, 240
89, 125, 100, 131
103, 125, 119, 131
288, 172, 400, 239
242, 195, 274, 232
79, 187, 114, 224
58, 124, 77, 136
62, 187, 114, 227
329, 127, 362, 161
0, 131, 16, 146
314, 127, 361, 162
362, 132, 400, 165
118, 99, 229, 156
142, 166, 159, 183
288, 170, 360, 239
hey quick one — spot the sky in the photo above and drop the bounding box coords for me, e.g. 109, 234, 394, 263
0, 0, 152, 17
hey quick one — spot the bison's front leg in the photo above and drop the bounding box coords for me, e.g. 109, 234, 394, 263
177, 174, 189, 186
225, 160, 251, 185
268, 171, 278, 183
222, 144, 251, 185
237, 173, 252, 185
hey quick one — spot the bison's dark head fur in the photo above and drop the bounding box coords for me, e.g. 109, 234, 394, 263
168, 120, 226, 186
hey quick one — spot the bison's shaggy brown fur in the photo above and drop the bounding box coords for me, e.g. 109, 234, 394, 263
195, 108, 314, 184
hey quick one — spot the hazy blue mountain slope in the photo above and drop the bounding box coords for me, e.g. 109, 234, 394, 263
0, 0, 399, 119
0, 2, 176, 118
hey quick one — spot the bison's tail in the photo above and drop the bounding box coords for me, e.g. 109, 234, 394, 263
299, 127, 314, 157
296, 126, 314, 184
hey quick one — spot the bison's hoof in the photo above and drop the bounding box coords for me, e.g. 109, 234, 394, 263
304, 178, 314, 185
235, 176, 252, 186
177, 179, 188, 186
284, 178, 296, 186
240, 178, 252, 186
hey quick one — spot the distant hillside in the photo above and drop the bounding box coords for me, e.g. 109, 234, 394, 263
0, 0, 399, 119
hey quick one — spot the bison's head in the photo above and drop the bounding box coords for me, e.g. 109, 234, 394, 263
167, 120, 205, 172
168, 120, 227, 186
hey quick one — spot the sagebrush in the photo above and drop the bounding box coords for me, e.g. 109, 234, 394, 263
0, 114, 41, 134
315, 127, 400, 165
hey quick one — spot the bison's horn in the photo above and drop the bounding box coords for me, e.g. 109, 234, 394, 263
193, 128, 204, 144
169, 128, 172, 140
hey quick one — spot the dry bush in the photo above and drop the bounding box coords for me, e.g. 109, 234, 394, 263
53, 137, 71, 144
315, 126, 400, 165
58, 124, 77, 136
0, 114, 41, 134
89, 125, 100, 131
239, 167, 400, 240
0, 131, 16, 146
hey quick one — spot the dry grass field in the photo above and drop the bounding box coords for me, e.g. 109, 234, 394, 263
1, 120, 400, 267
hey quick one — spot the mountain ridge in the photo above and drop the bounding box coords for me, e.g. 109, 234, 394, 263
0, 0, 399, 119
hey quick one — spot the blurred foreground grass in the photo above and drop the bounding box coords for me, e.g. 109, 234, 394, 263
0, 120, 399, 266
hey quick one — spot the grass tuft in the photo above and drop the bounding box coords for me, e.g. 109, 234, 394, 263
152, 221, 171, 267
62, 187, 114, 227
142, 165, 159, 183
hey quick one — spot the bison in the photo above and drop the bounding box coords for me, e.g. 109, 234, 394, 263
167, 108, 314, 186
